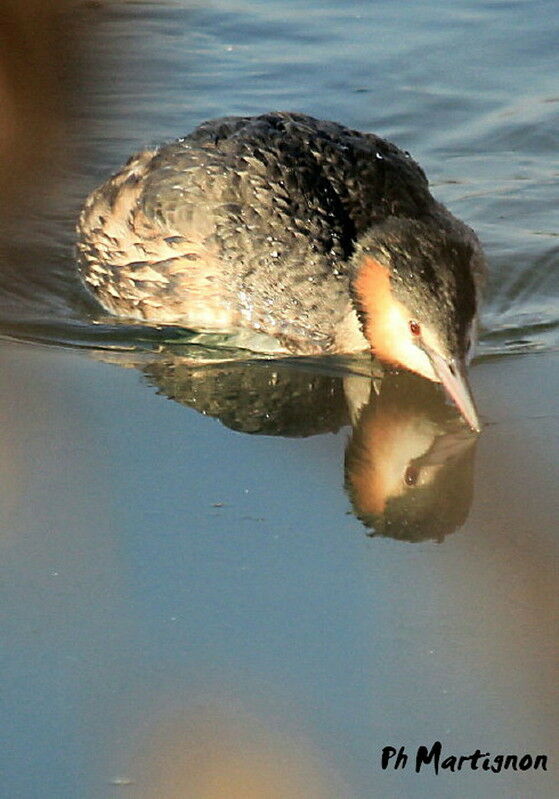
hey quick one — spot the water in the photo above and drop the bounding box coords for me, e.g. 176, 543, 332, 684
1, 1, 558, 797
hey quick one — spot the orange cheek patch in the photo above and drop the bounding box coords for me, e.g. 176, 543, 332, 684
354, 255, 405, 366
353, 255, 391, 343
353, 255, 439, 382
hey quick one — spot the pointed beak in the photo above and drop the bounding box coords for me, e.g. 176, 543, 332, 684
424, 348, 481, 433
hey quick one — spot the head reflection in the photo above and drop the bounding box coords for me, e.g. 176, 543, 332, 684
345, 373, 477, 542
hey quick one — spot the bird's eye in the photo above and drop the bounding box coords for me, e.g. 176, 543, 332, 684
404, 465, 419, 486
409, 320, 421, 337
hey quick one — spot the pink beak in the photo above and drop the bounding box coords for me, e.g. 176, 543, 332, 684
424, 347, 481, 433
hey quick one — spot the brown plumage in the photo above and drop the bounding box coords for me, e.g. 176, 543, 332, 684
77, 112, 486, 429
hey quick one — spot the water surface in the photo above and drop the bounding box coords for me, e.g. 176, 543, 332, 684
1, 1, 558, 797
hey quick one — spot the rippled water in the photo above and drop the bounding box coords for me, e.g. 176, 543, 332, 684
1, 2, 558, 798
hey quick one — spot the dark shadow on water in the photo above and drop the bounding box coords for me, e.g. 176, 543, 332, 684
143, 357, 350, 437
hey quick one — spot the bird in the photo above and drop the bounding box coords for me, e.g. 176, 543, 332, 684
77, 111, 485, 431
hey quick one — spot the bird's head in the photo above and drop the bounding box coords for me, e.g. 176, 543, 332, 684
352, 217, 481, 432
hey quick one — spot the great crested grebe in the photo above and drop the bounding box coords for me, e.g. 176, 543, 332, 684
77, 112, 485, 430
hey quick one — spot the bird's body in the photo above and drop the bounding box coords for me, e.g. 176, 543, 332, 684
77, 112, 486, 429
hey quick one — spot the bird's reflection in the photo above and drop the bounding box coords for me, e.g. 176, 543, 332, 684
105, 345, 477, 540
142, 356, 350, 437
344, 373, 477, 542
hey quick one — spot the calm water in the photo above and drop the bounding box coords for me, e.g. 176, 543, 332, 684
1, 1, 558, 797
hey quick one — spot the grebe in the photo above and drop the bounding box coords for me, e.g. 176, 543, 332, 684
77, 112, 485, 430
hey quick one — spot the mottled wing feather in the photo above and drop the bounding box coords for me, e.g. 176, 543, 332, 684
77, 148, 240, 328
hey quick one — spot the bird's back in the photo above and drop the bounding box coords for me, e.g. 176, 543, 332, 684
77, 112, 434, 352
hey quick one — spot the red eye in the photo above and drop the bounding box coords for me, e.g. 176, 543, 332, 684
409, 320, 421, 336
